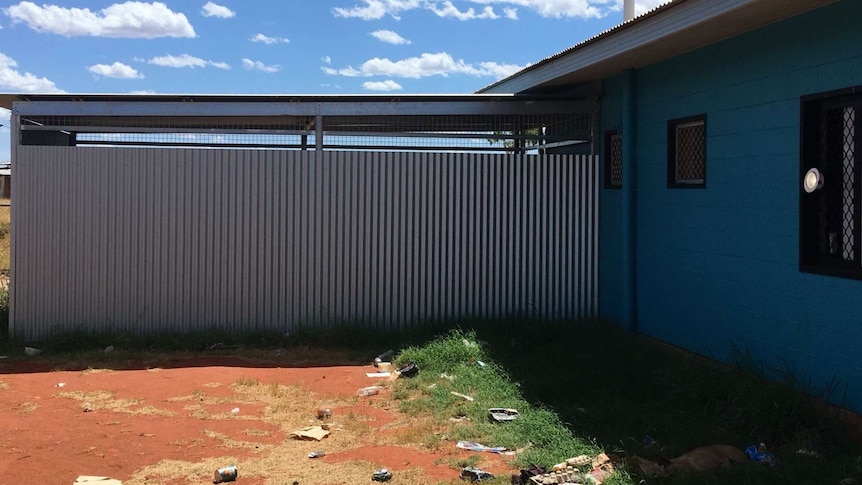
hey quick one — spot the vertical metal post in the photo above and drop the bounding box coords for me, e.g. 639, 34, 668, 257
621, 69, 637, 334
8, 109, 18, 338
590, 95, 601, 156
300, 134, 308, 151
315, 115, 323, 153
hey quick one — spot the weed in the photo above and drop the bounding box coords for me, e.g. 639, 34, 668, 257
234, 376, 260, 387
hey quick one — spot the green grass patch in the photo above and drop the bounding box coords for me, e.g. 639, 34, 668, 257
393, 329, 598, 468
389, 323, 861, 485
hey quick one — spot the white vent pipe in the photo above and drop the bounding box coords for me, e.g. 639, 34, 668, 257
624, 0, 635, 21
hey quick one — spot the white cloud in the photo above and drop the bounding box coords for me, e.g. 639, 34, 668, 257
331, 0, 665, 20
428, 2, 499, 20
370, 29, 411, 45
5, 1, 196, 38
634, 0, 670, 15
88, 61, 143, 79
332, 0, 422, 20
201, 1, 235, 18
250, 33, 289, 44
242, 58, 281, 73
323, 52, 524, 79
363, 80, 403, 91
148, 53, 230, 69
0, 52, 63, 93
129, 89, 156, 94
322, 56, 332, 64
469, 0, 607, 18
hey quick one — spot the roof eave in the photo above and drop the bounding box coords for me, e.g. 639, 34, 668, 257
479, 0, 835, 94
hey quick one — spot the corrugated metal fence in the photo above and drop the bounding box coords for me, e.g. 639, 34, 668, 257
12, 147, 598, 339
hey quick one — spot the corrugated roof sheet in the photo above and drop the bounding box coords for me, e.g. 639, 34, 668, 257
477, 0, 682, 93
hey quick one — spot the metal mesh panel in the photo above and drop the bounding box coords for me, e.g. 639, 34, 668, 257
609, 133, 623, 186
675, 120, 705, 183
841, 107, 856, 261
21, 113, 591, 153
819, 105, 857, 263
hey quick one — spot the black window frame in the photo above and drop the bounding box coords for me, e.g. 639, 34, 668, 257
800, 84, 862, 280
604, 130, 623, 189
667, 114, 707, 188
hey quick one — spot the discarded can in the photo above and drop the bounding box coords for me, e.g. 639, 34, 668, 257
213, 465, 238, 484
308, 450, 325, 458
356, 386, 382, 397
374, 350, 395, 366
459, 466, 495, 481
372, 468, 392, 482
317, 408, 332, 420
488, 407, 519, 423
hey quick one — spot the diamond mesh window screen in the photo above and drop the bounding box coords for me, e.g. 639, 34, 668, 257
605, 132, 622, 188
801, 88, 861, 279
674, 120, 706, 185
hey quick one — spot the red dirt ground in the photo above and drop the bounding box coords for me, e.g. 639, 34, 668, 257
0, 356, 517, 485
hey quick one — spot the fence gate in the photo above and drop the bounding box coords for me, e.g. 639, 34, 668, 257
8, 94, 601, 339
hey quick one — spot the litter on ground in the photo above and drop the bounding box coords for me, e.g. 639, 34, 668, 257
74, 477, 122, 485
456, 440, 515, 455
290, 425, 331, 441
488, 407, 519, 423
365, 372, 391, 378
450, 391, 474, 402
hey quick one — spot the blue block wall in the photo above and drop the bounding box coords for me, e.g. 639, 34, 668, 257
599, 74, 625, 324
599, 0, 862, 411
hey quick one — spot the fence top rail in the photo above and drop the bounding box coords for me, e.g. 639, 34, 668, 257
2, 93, 595, 117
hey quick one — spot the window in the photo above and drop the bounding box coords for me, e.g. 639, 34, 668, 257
800, 86, 862, 279
604, 130, 622, 188
667, 115, 706, 188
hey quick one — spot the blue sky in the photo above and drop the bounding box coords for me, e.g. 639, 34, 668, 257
0, 0, 667, 160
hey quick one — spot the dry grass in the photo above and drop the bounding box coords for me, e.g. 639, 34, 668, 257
80, 367, 114, 376
0, 381, 9, 390
17, 402, 38, 414
94, 360, 485, 485
123, 379, 458, 484
56, 390, 175, 416
125, 454, 448, 485
203, 429, 275, 451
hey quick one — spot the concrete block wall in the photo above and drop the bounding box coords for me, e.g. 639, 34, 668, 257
599, 0, 862, 410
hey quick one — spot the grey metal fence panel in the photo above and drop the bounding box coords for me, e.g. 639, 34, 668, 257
12, 146, 598, 339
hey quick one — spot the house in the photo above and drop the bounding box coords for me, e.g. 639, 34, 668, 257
481, 0, 862, 412
0, 162, 10, 200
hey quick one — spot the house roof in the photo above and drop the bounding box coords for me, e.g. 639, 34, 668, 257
478, 0, 836, 94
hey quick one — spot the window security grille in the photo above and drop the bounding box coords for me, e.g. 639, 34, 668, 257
605, 131, 622, 188
800, 87, 862, 279
676, 122, 705, 183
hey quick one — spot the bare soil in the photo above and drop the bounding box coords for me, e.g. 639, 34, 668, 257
0, 355, 517, 485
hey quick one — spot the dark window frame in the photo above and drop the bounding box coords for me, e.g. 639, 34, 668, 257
604, 130, 622, 189
667, 114, 707, 188
800, 84, 862, 280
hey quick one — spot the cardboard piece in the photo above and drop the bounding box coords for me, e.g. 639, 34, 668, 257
291, 425, 331, 441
